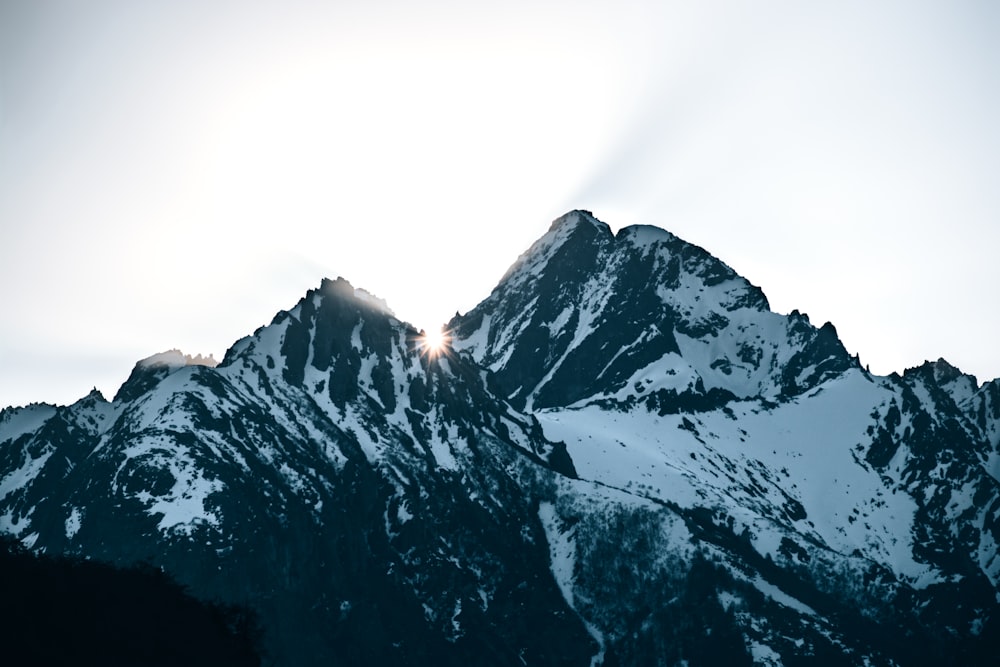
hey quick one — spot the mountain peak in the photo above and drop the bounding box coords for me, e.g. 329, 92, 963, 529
137, 349, 218, 370
496, 210, 613, 286
547, 209, 606, 233
929, 357, 973, 385
453, 212, 847, 409
317, 277, 395, 317
903, 357, 975, 385
114, 350, 217, 403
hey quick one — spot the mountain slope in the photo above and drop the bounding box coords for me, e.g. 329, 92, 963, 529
450, 210, 854, 411
0, 278, 593, 666
449, 210, 1000, 663
2, 211, 999, 665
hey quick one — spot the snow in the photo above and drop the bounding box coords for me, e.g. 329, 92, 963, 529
460, 212, 835, 411
538, 407, 705, 508
450, 313, 491, 357
543, 305, 576, 338
340, 410, 381, 463
118, 436, 224, 535
350, 321, 364, 350
397, 500, 413, 524
297, 418, 348, 471
749, 641, 783, 666
0, 448, 53, 500
120, 373, 195, 434
538, 501, 606, 667
0, 510, 29, 536
618, 223, 674, 248
538, 370, 938, 586
538, 502, 576, 606
0, 403, 57, 444
908, 380, 940, 426
497, 211, 591, 284
729, 374, 929, 578
750, 575, 817, 616
65, 507, 82, 539
488, 297, 539, 369
593, 325, 660, 386
717, 591, 739, 611
521, 271, 621, 410
1, 208, 993, 667
978, 522, 1000, 586
670, 309, 794, 400
450, 598, 463, 638
427, 423, 460, 471
147, 469, 224, 535
279, 462, 310, 495
938, 368, 979, 408
616, 352, 697, 398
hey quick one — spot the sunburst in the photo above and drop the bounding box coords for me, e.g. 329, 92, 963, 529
419, 327, 451, 358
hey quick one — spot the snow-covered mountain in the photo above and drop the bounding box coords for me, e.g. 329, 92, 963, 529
2, 211, 998, 665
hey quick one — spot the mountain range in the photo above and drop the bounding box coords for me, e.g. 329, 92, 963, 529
2, 210, 998, 666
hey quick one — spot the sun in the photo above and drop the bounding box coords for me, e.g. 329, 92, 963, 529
420, 327, 450, 357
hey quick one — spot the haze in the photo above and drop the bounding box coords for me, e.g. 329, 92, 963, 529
2, 0, 999, 408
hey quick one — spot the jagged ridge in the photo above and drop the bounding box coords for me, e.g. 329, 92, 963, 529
1, 210, 999, 666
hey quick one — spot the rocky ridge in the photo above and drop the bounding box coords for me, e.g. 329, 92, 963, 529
1, 211, 998, 666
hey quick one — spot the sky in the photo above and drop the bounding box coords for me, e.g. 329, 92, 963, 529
1, 0, 999, 408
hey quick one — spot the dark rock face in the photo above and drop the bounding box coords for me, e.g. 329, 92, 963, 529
2, 210, 1000, 666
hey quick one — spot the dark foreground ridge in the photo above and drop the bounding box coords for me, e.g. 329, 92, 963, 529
0, 535, 262, 666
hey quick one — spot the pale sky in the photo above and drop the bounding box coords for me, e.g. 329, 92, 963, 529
2, 0, 999, 408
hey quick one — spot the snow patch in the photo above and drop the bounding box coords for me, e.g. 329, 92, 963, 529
539, 501, 605, 667
539, 502, 577, 605
65, 507, 82, 539
119, 437, 224, 535
0, 448, 53, 500
750, 575, 817, 616
749, 641, 783, 666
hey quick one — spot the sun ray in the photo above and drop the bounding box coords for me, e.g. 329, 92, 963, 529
418, 327, 451, 358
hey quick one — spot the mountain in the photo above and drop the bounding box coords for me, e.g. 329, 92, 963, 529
2, 210, 999, 666
449, 210, 852, 410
